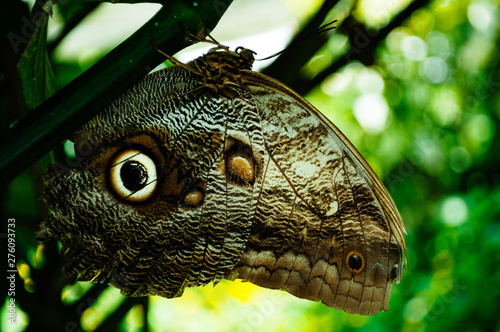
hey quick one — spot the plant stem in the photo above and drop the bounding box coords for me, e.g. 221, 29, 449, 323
0, 0, 233, 186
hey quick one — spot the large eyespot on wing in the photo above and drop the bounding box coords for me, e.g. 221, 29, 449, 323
108, 148, 158, 203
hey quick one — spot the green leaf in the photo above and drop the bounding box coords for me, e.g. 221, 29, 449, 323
15, 1, 58, 175
0, 0, 234, 186
16, 1, 57, 111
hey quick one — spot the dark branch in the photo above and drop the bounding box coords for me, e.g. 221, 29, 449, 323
276, 0, 432, 96
262, 0, 341, 86
0, 0, 234, 186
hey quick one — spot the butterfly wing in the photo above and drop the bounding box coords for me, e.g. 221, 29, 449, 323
222, 70, 407, 315
38, 67, 265, 297
38, 53, 406, 316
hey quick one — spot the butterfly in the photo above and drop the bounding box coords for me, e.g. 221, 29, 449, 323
37, 39, 407, 315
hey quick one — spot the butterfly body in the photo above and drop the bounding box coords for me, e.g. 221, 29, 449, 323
38, 45, 406, 315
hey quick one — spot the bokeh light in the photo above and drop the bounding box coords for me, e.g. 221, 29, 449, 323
3, 0, 500, 331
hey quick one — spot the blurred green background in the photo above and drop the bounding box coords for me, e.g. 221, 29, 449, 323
1, 0, 499, 331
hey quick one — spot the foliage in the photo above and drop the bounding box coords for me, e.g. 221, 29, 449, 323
1, 0, 499, 331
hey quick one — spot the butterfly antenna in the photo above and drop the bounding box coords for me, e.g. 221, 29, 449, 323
306, 20, 338, 38
256, 20, 337, 61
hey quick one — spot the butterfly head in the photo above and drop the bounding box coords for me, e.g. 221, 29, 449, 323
186, 46, 256, 98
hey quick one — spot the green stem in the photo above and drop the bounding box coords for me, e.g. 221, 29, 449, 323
0, 0, 233, 186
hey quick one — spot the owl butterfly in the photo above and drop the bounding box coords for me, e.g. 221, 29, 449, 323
37, 39, 407, 315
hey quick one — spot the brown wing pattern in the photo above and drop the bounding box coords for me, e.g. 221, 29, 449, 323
37, 48, 405, 316
222, 72, 406, 315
